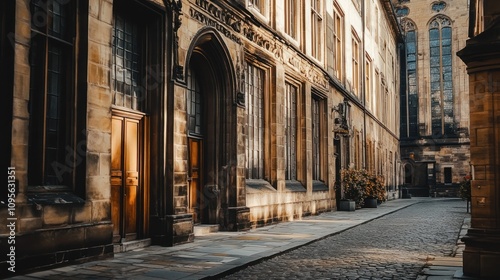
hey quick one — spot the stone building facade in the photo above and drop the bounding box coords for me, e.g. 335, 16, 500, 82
395, 0, 471, 196
1, 0, 401, 273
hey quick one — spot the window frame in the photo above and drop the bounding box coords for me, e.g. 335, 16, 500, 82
351, 30, 361, 97
444, 167, 452, 184
365, 54, 372, 110
310, 0, 324, 62
311, 92, 326, 182
284, 0, 299, 41
402, 19, 419, 138
284, 81, 300, 181
429, 16, 454, 136
248, 0, 270, 22
245, 61, 271, 180
27, 0, 83, 189
333, 1, 344, 81
187, 67, 203, 137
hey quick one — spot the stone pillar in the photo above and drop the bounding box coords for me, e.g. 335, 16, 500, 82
457, 20, 500, 278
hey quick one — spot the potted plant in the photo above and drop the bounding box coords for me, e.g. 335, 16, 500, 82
340, 168, 366, 209
363, 174, 386, 208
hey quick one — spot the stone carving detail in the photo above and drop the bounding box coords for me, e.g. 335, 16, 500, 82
400, 18, 416, 33
189, 0, 327, 89
164, 0, 184, 80
429, 15, 451, 28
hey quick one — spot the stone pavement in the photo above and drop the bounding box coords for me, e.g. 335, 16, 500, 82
6, 198, 459, 280
418, 217, 479, 280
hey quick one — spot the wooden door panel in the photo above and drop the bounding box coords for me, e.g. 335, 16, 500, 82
111, 117, 123, 242
111, 184, 121, 242
124, 120, 139, 238
111, 118, 123, 170
189, 138, 203, 224
125, 184, 137, 240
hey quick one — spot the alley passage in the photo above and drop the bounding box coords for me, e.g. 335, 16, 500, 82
223, 199, 468, 280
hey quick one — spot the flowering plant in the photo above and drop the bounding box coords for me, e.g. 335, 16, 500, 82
341, 168, 386, 206
459, 175, 471, 201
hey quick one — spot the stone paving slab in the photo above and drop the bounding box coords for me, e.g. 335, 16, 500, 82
418, 217, 482, 280
6, 198, 430, 280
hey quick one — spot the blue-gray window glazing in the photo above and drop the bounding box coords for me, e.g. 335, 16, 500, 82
406, 29, 418, 138
429, 17, 453, 136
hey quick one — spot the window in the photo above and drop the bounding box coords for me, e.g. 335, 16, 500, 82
245, 64, 265, 179
112, 12, 143, 111
284, 82, 298, 180
312, 95, 325, 181
395, 7, 409, 17
333, 2, 344, 80
432, 1, 447, 12
187, 69, 203, 136
311, 0, 323, 60
429, 16, 453, 136
285, 0, 297, 39
249, 0, 268, 17
365, 55, 372, 109
28, 0, 78, 186
351, 31, 361, 96
444, 167, 452, 184
402, 19, 418, 138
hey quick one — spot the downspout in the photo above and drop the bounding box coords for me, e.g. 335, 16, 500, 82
362, 0, 367, 170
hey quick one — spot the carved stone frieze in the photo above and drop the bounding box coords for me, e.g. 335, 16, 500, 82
187, 0, 328, 89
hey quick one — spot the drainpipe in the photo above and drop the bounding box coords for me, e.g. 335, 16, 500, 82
362, 0, 367, 171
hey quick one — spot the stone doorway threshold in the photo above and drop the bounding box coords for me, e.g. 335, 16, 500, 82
194, 224, 219, 236
113, 238, 152, 253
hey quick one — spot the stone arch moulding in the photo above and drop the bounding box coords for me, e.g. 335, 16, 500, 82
427, 14, 452, 28
184, 27, 239, 106
400, 18, 417, 33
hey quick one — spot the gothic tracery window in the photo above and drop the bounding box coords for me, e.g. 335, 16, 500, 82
402, 19, 418, 138
429, 16, 454, 136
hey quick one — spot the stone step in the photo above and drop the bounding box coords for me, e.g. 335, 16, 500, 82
194, 224, 220, 236
114, 238, 152, 253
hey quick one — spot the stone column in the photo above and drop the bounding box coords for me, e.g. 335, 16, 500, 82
457, 20, 500, 278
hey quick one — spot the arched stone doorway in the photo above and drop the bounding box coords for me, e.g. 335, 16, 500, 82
185, 29, 237, 226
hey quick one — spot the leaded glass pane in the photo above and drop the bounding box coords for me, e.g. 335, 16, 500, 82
187, 69, 203, 135
246, 64, 265, 179
312, 97, 321, 180
284, 82, 297, 180
112, 14, 142, 111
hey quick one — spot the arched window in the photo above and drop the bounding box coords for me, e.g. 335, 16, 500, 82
429, 16, 453, 136
431, 1, 447, 12
395, 7, 409, 17
401, 19, 418, 138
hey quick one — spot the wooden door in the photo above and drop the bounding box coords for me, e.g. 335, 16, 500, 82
112, 115, 141, 243
188, 138, 203, 224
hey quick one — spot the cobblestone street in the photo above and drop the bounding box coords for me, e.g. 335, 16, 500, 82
7, 198, 469, 280
223, 199, 468, 280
